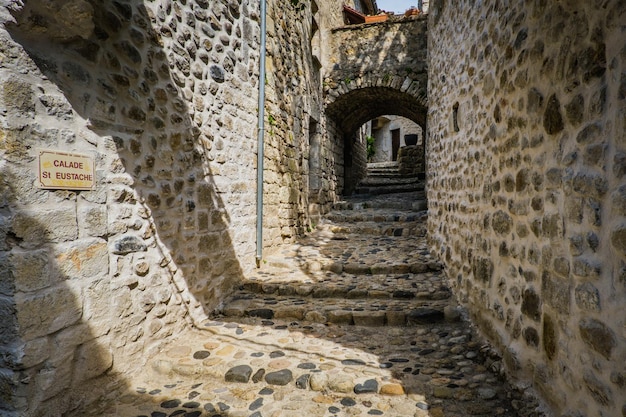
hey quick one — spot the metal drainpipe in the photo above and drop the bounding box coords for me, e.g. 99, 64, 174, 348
256, 0, 267, 268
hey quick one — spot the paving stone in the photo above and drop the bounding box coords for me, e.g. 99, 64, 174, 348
354, 379, 378, 394
89, 192, 543, 417
225, 365, 253, 383
264, 369, 292, 386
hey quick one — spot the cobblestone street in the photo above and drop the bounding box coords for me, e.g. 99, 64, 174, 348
90, 192, 544, 417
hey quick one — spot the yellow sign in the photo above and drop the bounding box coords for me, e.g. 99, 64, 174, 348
38, 150, 95, 190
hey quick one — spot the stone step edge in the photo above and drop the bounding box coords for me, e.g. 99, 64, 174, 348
218, 303, 457, 327
302, 261, 443, 275
331, 199, 427, 211
261, 260, 443, 275
316, 218, 426, 228
236, 281, 452, 301
150, 359, 407, 397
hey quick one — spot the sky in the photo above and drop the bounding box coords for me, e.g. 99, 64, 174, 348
376, 0, 417, 13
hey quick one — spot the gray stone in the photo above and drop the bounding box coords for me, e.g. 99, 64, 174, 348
264, 369, 292, 386
543, 94, 564, 135
492, 210, 512, 235
112, 235, 147, 254
295, 374, 310, 389
209, 65, 225, 83
524, 86, 544, 113
542, 271, 570, 314
611, 225, 626, 255
543, 314, 558, 360
613, 186, 626, 216
252, 368, 265, 383
522, 327, 539, 347
565, 94, 584, 125
472, 257, 494, 284
575, 282, 601, 312
579, 318, 616, 359
407, 308, 444, 324
354, 379, 378, 394
583, 371, 611, 406
248, 309, 274, 319
225, 365, 253, 383
521, 287, 541, 322
353, 310, 385, 326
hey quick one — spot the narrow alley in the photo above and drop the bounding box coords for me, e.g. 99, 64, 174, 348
89, 176, 543, 417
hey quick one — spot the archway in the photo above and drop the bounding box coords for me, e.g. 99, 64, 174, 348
325, 86, 428, 195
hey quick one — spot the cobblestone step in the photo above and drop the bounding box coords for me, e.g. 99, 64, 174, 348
239, 271, 451, 300
333, 191, 427, 211
359, 176, 423, 187
324, 209, 425, 223
219, 294, 454, 327
320, 207, 427, 236
93, 190, 542, 417
367, 161, 399, 169
103, 317, 539, 417
354, 181, 425, 195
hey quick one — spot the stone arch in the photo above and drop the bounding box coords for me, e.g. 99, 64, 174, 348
323, 78, 428, 195
325, 83, 428, 134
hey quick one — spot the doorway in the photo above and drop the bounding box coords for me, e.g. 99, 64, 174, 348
391, 128, 400, 161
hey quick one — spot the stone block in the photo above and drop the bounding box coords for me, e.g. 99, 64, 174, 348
353, 310, 385, 326
83, 278, 112, 337
16, 285, 83, 340
572, 257, 601, 279
54, 239, 108, 280
21, 336, 50, 368
12, 208, 78, 247
0, 296, 18, 346
327, 310, 353, 324
274, 306, 305, 320
77, 204, 107, 237
73, 338, 113, 382
386, 310, 407, 325
10, 249, 57, 293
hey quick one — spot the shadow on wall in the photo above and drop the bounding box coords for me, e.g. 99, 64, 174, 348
0, 167, 116, 414
2, 0, 254, 414
7, 0, 247, 319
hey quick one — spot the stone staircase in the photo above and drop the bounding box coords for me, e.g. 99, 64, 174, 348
216, 191, 453, 328
354, 161, 425, 197
101, 192, 541, 417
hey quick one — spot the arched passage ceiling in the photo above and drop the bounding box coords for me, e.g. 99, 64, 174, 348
325, 87, 427, 134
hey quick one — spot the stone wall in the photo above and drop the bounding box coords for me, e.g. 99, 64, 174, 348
323, 17, 429, 194
398, 145, 425, 177
371, 115, 423, 163
427, 1, 626, 416
0, 0, 343, 415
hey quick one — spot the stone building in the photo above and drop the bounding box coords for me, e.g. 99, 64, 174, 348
0, 0, 624, 416
370, 115, 423, 163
